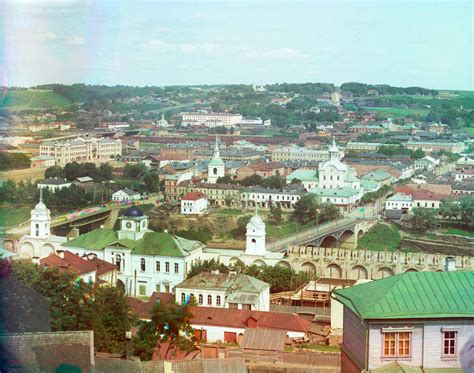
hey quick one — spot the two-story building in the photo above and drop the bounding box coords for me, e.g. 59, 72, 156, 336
332, 271, 474, 373
61, 206, 205, 296
241, 185, 304, 210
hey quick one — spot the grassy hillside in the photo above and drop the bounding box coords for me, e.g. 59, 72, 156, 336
2, 89, 71, 110
363, 106, 430, 117
358, 223, 401, 251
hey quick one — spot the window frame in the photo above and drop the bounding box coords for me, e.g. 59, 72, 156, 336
381, 330, 412, 359
441, 330, 457, 358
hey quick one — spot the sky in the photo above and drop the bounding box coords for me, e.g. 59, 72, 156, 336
0, 0, 472, 90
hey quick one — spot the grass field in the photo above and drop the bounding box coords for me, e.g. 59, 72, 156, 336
445, 228, 474, 238
2, 90, 71, 110
0, 206, 31, 228
358, 223, 401, 251
364, 106, 430, 117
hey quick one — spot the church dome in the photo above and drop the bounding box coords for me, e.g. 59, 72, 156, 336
209, 156, 225, 167
33, 200, 49, 214
123, 206, 144, 217
248, 212, 265, 229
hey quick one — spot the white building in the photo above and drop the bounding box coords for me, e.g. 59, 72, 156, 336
454, 169, 474, 181
39, 137, 122, 166
181, 191, 208, 215
245, 208, 266, 256
175, 271, 270, 311
37, 177, 72, 192
241, 186, 304, 209
207, 138, 225, 183
181, 112, 243, 127
385, 193, 413, 211
18, 194, 68, 261
156, 114, 171, 128
271, 145, 343, 162
60, 206, 205, 296
112, 188, 141, 202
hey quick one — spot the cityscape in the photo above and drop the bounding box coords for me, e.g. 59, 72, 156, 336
0, 1, 473, 373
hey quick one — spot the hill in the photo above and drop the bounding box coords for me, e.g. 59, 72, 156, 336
2, 89, 71, 110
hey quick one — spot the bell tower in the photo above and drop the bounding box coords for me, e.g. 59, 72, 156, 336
30, 189, 51, 239
245, 206, 266, 256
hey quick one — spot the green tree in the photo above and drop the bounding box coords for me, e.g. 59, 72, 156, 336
460, 196, 474, 227
45, 165, 65, 179
269, 203, 283, 224
133, 301, 196, 361
410, 208, 437, 232
292, 194, 319, 224
143, 172, 159, 193
98, 163, 113, 181
124, 163, 147, 179
439, 199, 461, 221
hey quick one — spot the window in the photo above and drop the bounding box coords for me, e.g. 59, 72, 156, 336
207, 295, 212, 305
216, 295, 221, 306
198, 294, 203, 304
229, 303, 238, 309
383, 332, 411, 357
174, 263, 179, 273
190, 293, 195, 302
442, 331, 457, 357
181, 293, 186, 303
156, 261, 160, 272
242, 304, 251, 310
165, 262, 170, 272
139, 285, 147, 296
140, 258, 146, 271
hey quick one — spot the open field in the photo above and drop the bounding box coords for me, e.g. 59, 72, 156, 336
363, 106, 430, 117
357, 223, 401, 251
2, 90, 71, 110
445, 228, 474, 238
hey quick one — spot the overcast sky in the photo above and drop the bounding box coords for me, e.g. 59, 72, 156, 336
1, 0, 472, 89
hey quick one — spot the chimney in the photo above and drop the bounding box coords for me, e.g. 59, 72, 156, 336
445, 257, 456, 272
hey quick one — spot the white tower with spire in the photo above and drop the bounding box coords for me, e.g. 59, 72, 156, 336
30, 189, 51, 239
245, 206, 266, 256
208, 136, 225, 183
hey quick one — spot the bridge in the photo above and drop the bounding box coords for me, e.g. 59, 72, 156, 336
6, 206, 119, 238
267, 218, 376, 252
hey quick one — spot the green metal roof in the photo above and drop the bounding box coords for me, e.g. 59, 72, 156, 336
361, 170, 393, 182
361, 180, 380, 192
309, 187, 361, 197
209, 157, 225, 167
333, 271, 474, 320
63, 229, 202, 257
286, 169, 318, 181
63, 228, 118, 251
369, 361, 423, 373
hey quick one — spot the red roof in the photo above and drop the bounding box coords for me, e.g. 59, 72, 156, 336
248, 162, 284, 172
40, 251, 96, 276
88, 257, 117, 276
182, 191, 206, 201
189, 306, 312, 333
411, 189, 448, 201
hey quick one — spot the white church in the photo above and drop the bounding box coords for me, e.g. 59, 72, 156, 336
207, 137, 225, 183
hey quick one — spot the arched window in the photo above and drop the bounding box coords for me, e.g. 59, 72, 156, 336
207, 295, 212, 305
198, 294, 203, 305
35, 223, 40, 236
251, 239, 256, 243
213, 167, 217, 175
216, 295, 221, 306
115, 253, 122, 271
140, 258, 146, 271
181, 293, 186, 303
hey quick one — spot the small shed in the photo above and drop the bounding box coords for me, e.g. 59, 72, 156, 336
241, 328, 286, 362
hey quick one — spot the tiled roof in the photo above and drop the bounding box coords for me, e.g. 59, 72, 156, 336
40, 251, 96, 276
176, 272, 269, 293
333, 271, 474, 320
182, 191, 206, 201
87, 257, 117, 276
190, 307, 312, 333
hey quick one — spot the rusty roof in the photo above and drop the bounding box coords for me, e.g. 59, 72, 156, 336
242, 328, 286, 352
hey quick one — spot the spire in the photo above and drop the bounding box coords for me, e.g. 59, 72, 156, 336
255, 203, 259, 216
39, 187, 43, 203
214, 135, 220, 158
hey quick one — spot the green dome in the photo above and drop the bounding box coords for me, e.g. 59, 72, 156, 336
209, 157, 225, 167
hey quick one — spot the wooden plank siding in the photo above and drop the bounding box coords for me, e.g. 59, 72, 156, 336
341, 307, 368, 371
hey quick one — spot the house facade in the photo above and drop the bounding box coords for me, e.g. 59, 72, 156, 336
180, 191, 208, 215
111, 188, 141, 202
333, 271, 474, 373
175, 271, 270, 311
